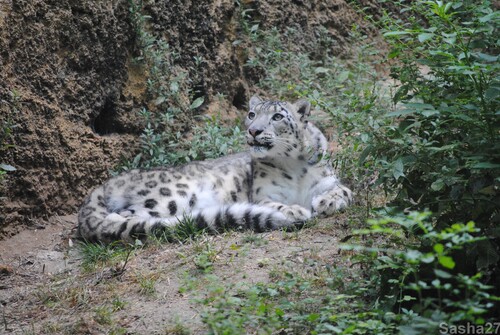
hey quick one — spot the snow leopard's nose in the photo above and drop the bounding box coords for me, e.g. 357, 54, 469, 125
248, 127, 263, 138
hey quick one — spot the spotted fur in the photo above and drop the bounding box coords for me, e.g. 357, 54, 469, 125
77, 96, 353, 243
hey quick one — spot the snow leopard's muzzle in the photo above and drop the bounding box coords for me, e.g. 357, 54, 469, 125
246, 128, 274, 154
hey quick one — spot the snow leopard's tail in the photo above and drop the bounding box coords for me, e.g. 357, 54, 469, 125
77, 188, 302, 244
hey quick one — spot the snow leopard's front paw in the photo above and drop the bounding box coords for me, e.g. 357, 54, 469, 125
260, 200, 312, 222
312, 186, 353, 217
280, 204, 312, 221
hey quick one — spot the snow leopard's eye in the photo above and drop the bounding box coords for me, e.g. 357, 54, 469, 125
248, 112, 256, 120
272, 113, 284, 121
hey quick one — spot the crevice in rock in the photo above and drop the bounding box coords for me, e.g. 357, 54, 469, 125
92, 98, 118, 135
232, 83, 247, 110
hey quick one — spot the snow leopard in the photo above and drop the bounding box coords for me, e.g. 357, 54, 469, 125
77, 95, 353, 243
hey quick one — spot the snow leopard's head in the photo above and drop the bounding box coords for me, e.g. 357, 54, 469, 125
245, 95, 311, 159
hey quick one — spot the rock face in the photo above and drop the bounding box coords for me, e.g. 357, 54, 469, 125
0, 0, 385, 237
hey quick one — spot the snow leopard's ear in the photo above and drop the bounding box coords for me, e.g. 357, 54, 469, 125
294, 99, 311, 120
249, 95, 263, 110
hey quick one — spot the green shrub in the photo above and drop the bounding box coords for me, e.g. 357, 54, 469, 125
188, 115, 245, 161
343, 210, 499, 334
196, 256, 395, 334
341, 0, 500, 325
116, 110, 245, 172
357, 0, 499, 273
374, 0, 499, 220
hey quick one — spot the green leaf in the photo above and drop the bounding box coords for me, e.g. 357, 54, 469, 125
392, 158, 405, 181
358, 145, 373, 165
388, 48, 401, 59
250, 24, 259, 33
431, 279, 441, 288
402, 102, 435, 110
418, 32, 434, 43
442, 33, 457, 45
132, 153, 142, 166
420, 253, 435, 264
434, 269, 453, 279
170, 81, 179, 93
431, 179, 445, 191
383, 31, 412, 37
314, 67, 329, 74
479, 185, 495, 195
189, 97, 204, 110
433, 243, 444, 254
307, 313, 320, 322
485, 87, 499, 101
385, 109, 414, 117
154, 96, 166, 105
421, 110, 440, 117
275, 308, 284, 317
474, 52, 498, 62
444, 2, 453, 14
0, 164, 16, 172
479, 12, 500, 23
471, 162, 500, 169
438, 255, 456, 269
405, 249, 422, 263
337, 70, 350, 82
324, 324, 343, 333
400, 295, 416, 302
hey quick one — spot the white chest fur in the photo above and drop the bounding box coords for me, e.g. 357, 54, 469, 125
252, 158, 334, 210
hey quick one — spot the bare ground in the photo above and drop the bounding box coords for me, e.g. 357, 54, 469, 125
0, 213, 359, 334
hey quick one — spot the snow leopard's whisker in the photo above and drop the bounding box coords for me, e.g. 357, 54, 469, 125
273, 138, 299, 151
